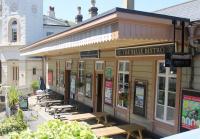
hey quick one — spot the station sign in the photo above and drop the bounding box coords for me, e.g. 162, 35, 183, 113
116, 43, 175, 57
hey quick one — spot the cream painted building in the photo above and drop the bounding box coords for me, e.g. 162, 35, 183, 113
0, 0, 74, 90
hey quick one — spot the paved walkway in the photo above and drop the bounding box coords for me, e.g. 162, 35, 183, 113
25, 96, 53, 131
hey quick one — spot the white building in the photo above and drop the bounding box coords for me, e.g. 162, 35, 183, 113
0, 0, 74, 90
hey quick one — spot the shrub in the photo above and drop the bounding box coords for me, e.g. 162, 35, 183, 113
0, 110, 27, 136
31, 80, 39, 91
7, 86, 20, 115
9, 120, 108, 139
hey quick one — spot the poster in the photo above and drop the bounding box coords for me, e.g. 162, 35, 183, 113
181, 95, 200, 130
48, 70, 53, 85
85, 74, 92, 98
133, 80, 147, 117
70, 75, 76, 99
135, 86, 144, 108
105, 80, 113, 104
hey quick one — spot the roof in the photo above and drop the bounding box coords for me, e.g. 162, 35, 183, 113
20, 7, 189, 52
43, 15, 75, 27
155, 0, 200, 21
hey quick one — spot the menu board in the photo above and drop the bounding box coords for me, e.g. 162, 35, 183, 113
70, 75, 76, 99
105, 80, 113, 104
85, 74, 92, 98
133, 80, 147, 117
181, 95, 200, 130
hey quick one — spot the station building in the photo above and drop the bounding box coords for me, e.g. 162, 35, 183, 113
20, 3, 193, 136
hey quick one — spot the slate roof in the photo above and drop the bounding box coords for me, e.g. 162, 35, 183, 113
155, 0, 200, 21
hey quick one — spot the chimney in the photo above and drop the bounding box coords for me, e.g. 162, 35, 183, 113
123, 0, 134, 10
89, 0, 98, 17
75, 6, 83, 23
48, 6, 55, 18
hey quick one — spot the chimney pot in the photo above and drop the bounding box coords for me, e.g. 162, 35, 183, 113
48, 6, 55, 18
89, 0, 98, 17
75, 6, 83, 23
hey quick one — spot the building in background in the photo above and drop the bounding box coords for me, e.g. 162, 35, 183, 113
0, 0, 74, 90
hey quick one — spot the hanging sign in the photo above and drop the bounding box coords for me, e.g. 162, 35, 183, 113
105, 67, 113, 80
116, 43, 175, 56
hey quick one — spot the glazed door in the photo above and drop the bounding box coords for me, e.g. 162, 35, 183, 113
64, 70, 71, 104
96, 74, 103, 112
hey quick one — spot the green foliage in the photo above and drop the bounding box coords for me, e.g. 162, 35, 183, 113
9, 120, 108, 139
16, 109, 24, 122
31, 80, 39, 91
7, 86, 20, 108
0, 111, 27, 136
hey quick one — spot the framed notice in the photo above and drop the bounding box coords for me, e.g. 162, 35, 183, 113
85, 74, 92, 98
48, 70, 53, 85
180, 89, 200, 132
104, 79, 113, 105
70, 74, 76, 99
133, 80, 147, 117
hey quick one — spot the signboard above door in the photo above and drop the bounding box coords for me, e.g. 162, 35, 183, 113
80, 50, 99, 59
116, 43, 175, 57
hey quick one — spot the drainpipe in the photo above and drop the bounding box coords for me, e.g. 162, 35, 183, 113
188, 24, 197, 89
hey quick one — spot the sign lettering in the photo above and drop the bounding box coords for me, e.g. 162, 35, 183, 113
116, 43, 175, 56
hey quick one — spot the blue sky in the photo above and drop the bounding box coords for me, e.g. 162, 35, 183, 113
43, 0, 189, 22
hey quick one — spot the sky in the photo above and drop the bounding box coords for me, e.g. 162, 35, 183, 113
43, 0, 189, 22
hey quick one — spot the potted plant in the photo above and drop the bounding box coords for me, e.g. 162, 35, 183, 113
7, 86, 20, 115
31, 80, 39, 95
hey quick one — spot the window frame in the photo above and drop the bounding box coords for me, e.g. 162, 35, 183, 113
117, 60, 130, 109
78, 61, 85, 95
155, 61, 177, 125
11, 20, 17, 42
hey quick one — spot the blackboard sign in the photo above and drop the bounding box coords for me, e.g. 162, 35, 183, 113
80, 50, 99, 58
165, 53, 192, 67
133, 80, 147, 117
19, 96, 28, 110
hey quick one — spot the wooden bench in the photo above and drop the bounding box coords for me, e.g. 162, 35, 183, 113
55, 112, 79, 119
92, 124, 145, 139
62, 112, 108, 123
89, 124, 105, 129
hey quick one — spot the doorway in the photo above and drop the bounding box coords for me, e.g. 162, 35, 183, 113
96, 74, 103, 112
64, 70, 71, 104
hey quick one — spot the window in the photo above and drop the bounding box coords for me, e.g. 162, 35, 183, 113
46, 32, 54, 36
12, 66, 19, 81
11, 21, 17, 42
33, 68, 36, 75
155, 61, 177, 125
78, 61, 85, 94
117, 61, 129, 108
95, 61, 104, 71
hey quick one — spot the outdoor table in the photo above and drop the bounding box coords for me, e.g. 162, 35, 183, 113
62, 112, 108, 123
92, 124, 145, 139
50, 105, 75, 117
42, 100, 63, 111
36, 94, 51, 103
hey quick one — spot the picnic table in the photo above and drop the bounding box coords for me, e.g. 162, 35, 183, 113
92, 124, 145, 139
50, 105, 75, 117
40, 100, 63, 111
62, 112, 108, 123
36, 94, 51, 102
